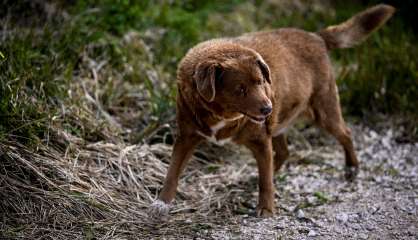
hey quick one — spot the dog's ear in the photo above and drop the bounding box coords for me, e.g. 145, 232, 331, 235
257, 58, 271, 84
194, 62, 222, 102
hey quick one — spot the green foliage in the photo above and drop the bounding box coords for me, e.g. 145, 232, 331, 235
336, 30, 418, 114
313, 191, 329, 204
1, 29, 67, 143
1, 0, 416, 144
330, 3, 418, 115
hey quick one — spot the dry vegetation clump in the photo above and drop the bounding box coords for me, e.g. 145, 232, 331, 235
0, 29, 172, 238
0, 22, 256, 238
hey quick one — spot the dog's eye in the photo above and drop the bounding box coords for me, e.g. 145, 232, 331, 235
236, 85, 247, 97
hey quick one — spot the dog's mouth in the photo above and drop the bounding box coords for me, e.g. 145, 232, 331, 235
243, 113, 266, 124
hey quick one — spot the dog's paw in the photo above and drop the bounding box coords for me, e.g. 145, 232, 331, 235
148, 200, 170, 221
345, 166, 359, 181
256, 205, 274, 218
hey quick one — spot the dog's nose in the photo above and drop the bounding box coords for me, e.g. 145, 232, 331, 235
260, 105, 272, 115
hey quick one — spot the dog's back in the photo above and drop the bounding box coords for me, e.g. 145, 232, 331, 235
232, 4, 395, 130
235, 29, 330, 125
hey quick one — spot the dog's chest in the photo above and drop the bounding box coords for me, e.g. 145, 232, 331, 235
197, 117, 242, 145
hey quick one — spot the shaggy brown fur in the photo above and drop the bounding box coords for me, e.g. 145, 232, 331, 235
149, 4, 395, 218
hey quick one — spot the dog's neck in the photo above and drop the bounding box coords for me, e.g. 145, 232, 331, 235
180, 88, 243, 136
198, 95, 244, 122
196, 101, 229, 134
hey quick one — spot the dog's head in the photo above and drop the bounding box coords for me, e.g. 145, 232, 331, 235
193, 49, 273, 123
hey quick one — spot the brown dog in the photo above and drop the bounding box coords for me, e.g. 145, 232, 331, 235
149, 4, 395, 218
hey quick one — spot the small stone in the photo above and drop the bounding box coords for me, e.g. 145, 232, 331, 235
296, 209, 305, 219
370, 206, 380, 214
276, 224, 285, 230
358, 233, 368, 239
373, 176, 382, 183
407, 226, 416, 236
349, 213, 359, 222
352, 223, 361, 230
308, 230, 318, 237
366, 224, 375, 231
382, 136, 391, 149
286, 205, 296, 212
369, 130, 378, 140
336, 213, 348, 223
307, 196, 316, 204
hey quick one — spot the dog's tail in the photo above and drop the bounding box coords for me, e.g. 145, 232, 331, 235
317, 4, 395, 50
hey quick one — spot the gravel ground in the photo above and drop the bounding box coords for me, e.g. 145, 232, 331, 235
3, 120, 415, 239
157, 123, 417, 239
230, 125, 417, 240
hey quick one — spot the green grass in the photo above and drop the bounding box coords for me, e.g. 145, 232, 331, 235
330, 2, 418, 115
1, 0, 417, 144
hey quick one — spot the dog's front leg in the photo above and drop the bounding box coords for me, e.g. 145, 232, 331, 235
243, 137, 275, 217
159, 134, 201, 202
149, 133, 201, 219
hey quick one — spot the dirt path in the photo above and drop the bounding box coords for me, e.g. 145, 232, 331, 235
151, 124, 417, 239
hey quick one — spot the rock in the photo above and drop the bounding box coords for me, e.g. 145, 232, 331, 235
369, 130, 378, 140
349, 213, 359, 222
296, 209, 305, 219
381, 135, 391, 149
351, 223, 361, 230
336, 213, 348, 223
308, 230, 318, 237
286, 205, 296, 212
307, 196, 316, 205
358, 233, 368, 239
370, 206, 380, 214
366, 224, 375, 231
275, 223, 285, 230
407, 226, 416, 236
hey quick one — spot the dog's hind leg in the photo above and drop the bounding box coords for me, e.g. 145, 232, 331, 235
272, 134, 289, 172
312, 85, 359, 181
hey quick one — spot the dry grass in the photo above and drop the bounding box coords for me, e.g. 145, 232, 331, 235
0, 115, 258, 238
0, 29, 258, 238
0, 94, 342, 239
